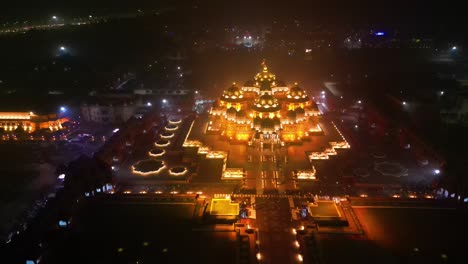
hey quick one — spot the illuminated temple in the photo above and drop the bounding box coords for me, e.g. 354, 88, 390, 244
208, 61, 321, 143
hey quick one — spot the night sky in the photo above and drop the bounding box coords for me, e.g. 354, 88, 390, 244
0, 1, 465, 41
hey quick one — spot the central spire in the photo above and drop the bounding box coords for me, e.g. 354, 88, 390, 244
261, 59, 268, 72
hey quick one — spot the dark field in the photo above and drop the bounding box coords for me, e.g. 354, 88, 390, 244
317, 206, 467, 264
43, 199, 237, 264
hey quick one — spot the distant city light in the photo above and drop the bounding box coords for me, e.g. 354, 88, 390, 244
162, 99, 167, 104
358, 100, 362, 104
434, 169, 441, 175
59, 46, 66, 51
375, 31, 385, 36
402, 101, 407, 105
440, 91, 445, 95
60, 106, 66, 112
195, 90, 199, 94
146, 102, 152, 107
452, 46, 457, 51
89, 15, 93, 18
113, 128, 120, 133
52, 16, 58, 20
177, 66, 181, 70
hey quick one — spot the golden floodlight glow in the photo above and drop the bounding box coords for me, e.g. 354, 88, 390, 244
296, 169, 316, 180
183, 140, 203, 148
222, 168, 244, 179
0, 112, 31, 120
329, 141, 351, 149
324, 148, 337, 156
197, 146, 211, 154
309, 124, 322, 132
206, 151, 227, 159
309, 152, 329, 160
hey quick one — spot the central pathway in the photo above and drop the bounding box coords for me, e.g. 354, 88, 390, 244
255, 197, 295, 264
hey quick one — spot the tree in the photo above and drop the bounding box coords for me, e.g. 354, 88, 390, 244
14, 125, 28, 140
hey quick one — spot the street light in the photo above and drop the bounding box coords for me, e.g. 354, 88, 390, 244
434, 169, 441, 175
402, 101, 407, 105
60, 106, 67, 112
162, 99, 167, 104
452, 46, 457, 51
52, 15, 58, 20
146, 102, 152, 107
59, 46, 66, 51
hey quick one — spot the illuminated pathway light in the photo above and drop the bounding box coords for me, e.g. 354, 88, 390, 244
169, 166, 188, 176
132, 159, 166, 176
165, 124, 178, 131
160, 132, 174, 139
149, 148, 165, 157
168, 118, 182, 124
155, 140, 170, 147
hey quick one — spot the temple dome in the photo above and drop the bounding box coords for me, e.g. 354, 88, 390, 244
236, 110, 246, 117
254, 60, 276, 83
253, 116, 262, 129
244, 80, 255, 87
259, 80, 272, 91
253, 93, 281, 112
258, 93, 276, 106
272, 117, 281, 130
295, 107, 305, 115
223, 83, 244, 101
286, 82, 309, 102
260, 118, 275, 132
276, 80, 286, 87
287, 110, 296, 118
226, 106, 237, 115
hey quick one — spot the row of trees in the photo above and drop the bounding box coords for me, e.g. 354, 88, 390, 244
56, 155, 113, 219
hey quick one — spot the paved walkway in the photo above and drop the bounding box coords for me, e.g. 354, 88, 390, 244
255, 197, 295, 264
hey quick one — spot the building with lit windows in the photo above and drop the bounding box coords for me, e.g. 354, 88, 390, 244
0, 112, 68, 132
208, 61, 320, 143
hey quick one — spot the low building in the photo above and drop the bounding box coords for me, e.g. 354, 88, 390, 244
81, 101, 136, 124
440, 97, 468, 125
0, 112, 68, 132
